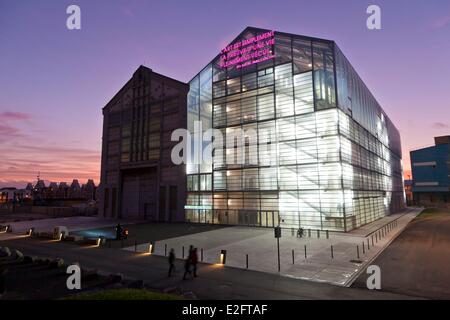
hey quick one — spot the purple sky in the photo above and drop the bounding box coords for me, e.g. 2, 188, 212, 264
1, 0, 449, 187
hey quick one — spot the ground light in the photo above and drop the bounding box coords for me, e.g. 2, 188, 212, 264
148, 242, 155, 254
220, 249, 227, 265
27, 228, 34, 236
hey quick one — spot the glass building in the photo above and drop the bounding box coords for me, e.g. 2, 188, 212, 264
186, 27, 404, 232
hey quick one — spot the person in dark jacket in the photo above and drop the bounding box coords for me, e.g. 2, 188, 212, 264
168, 249, 176, 277
183, 256, 192, 280
115, 223, 122, 240
191, 248, 199, 277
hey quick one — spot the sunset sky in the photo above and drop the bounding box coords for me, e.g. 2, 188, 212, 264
1, 0, 449, 188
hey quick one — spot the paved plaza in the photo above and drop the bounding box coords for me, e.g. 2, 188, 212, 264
125, 208, 423, 286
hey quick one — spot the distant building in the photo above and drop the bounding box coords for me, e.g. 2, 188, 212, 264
0, 187, 17, 203
99, 65, 189, 221
0, 187, 32, 203
410, 136, 450, 207
404, 179, 413, 205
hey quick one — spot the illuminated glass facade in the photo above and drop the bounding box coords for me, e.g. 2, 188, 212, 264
186, 27, 404, 231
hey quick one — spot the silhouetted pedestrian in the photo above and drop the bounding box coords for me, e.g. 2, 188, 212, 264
115, 223, 122, 240
183, 257, 192, 280
168, 249, 176, 277
191, 248, 198, 277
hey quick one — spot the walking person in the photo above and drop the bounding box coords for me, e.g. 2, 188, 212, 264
182, 255, 192, 280
168, 248, 176, 277
115, 223, 122, 240
191, 248, 199, 278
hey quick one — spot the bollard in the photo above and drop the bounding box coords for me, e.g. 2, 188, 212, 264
372, 235, 374, 246
201, 248, 204, 262
326, 230, 329, 239
291, 228, 294, 236
134, 240, 137, 252
362, 241, 365, 254
165, 244, 167, 256
367, 238, 370, 250
182, 246, 185, 259
317, 230, 320, 238
308, 229, 311, 237
246, 254, 249, 269
292, 249, 295, 264
357, 245, 360, 259
304, 245, 307, 259
220, 250, 227, 265
331, 245, 334, 259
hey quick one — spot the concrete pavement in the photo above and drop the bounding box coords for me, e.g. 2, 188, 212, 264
353, 209, 450, 299
0, 236, 419, 300
125, 208, 422, 286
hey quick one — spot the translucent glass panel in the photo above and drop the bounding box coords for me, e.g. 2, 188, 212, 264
275, 63, 294, 117
279, 166, 297, 189
275, 34, 292, 65
243, 168, 259, 190
278, 140, 297, 165
227, 170, 242, 190
257, 93, 275, 120
293, 72, 314, 114
293, 38, 312, 74
200, 65, 213, 173
213, 171, 226, 190
258, 68, 274, 87
295, 113, 316, 139
242, 73, 257, 92
296, 138, 318, 164
277, 117, 295, 141
298, 164, 319, 189
226, 100, 240, 126
259, 167, 277, 190
227, 77, 241, 95
241, 97, 257, 123
313, 42, 336, 110
213, 104, 226, 127
213, 81, 226, 98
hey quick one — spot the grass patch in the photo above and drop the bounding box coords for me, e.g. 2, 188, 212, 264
63, 288, 182, 300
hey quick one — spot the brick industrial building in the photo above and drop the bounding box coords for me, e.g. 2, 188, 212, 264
99, 66, 189, 221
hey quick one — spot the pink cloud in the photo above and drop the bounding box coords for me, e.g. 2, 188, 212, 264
431, 15, 450, 29
0, 111, 32, 121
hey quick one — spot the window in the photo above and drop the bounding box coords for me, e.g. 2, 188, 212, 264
257, 93, 274, 120
258, 68, 274, 87
275, 35, 292, 65
313, 41, 336, 110
227, 77, 241, 95
213, 81, 226, 98
293, 38, 312, 74
242, 72, 257, 92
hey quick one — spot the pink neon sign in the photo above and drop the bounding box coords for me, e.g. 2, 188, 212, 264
219, 31, 275, 69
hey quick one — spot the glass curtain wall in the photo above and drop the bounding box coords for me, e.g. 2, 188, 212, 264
186, 28, 404, 231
